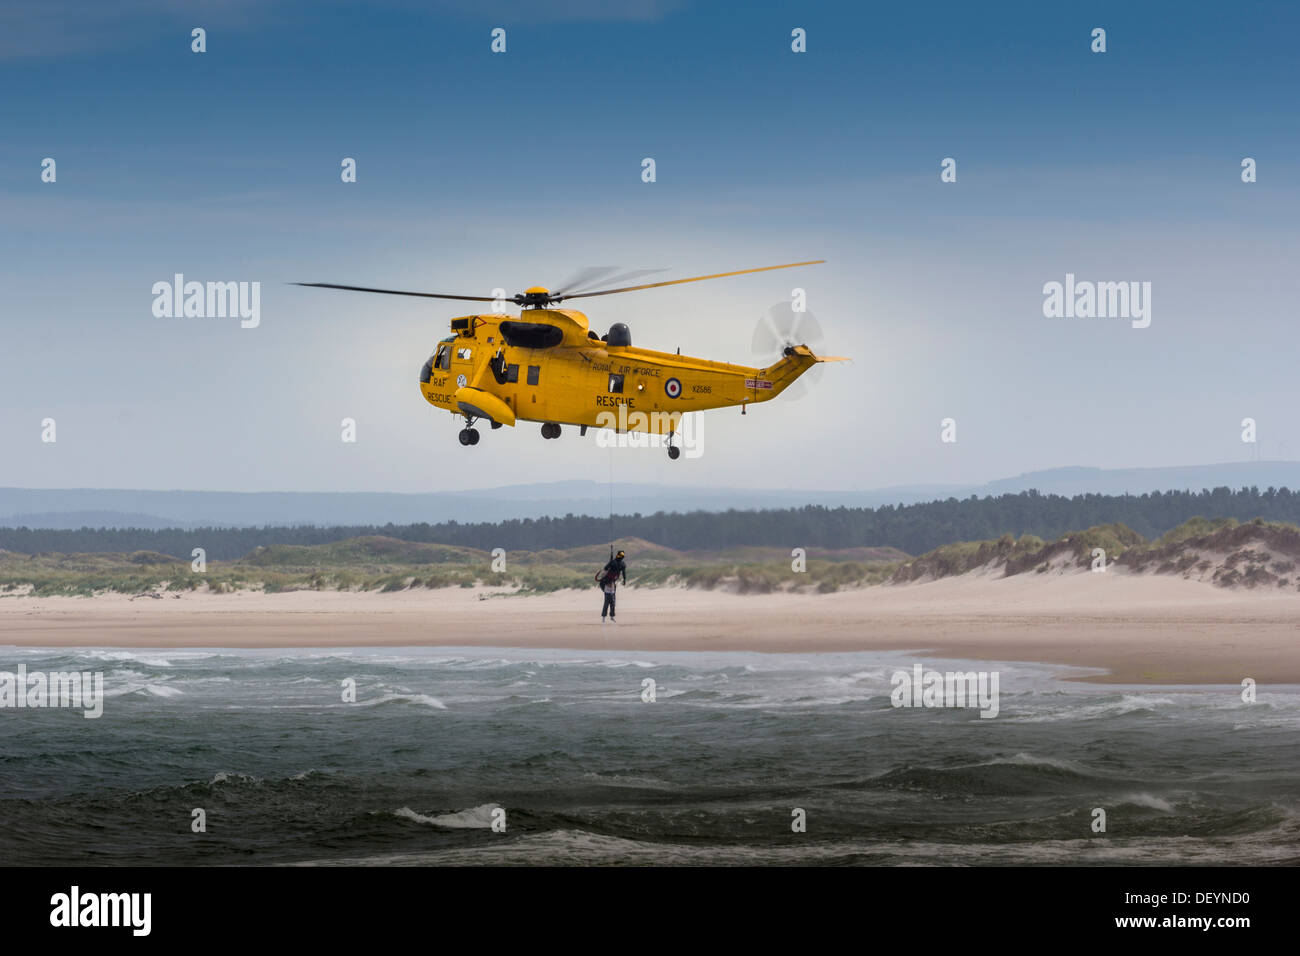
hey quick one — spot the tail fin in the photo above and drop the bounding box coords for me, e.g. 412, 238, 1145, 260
755, 345, 849, 399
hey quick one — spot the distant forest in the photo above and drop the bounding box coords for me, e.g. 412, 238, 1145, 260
3, 486, 1300, 561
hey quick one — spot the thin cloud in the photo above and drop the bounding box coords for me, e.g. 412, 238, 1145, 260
417, 0, 689, 21
0, 0, 688, 59
0, 0, 275, 60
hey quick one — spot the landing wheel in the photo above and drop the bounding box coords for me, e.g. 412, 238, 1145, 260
459, 428, 479, 446
667, 429, 681, 460
541, 422, 560, 439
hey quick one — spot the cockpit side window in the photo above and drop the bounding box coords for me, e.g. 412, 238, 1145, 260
435, 345, 451, 370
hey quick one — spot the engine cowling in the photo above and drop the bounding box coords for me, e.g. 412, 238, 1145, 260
500, 321, 564, 349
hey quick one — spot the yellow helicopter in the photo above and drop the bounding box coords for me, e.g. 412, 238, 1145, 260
296, 260, 846, 459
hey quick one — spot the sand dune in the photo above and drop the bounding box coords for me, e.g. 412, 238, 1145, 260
3, 568, 1299, 684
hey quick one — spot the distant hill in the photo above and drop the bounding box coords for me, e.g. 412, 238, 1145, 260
893, 518, 1300, 591
3, 461, 1300, 529
5, 520, 1297, 599
6, 485, 1300, 564
0, 511, 194, 530
978, 462, 1300, 497
0, 482, 878, 529
0, 534, 902, 597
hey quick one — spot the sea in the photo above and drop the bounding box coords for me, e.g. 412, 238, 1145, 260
2, 646, 1297, 865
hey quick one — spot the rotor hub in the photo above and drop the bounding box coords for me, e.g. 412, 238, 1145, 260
515, 287, 560, 309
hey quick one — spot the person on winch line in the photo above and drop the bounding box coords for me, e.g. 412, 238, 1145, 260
597, 550, 626, 623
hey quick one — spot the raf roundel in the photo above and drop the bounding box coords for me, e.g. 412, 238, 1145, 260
664, 377, 682, 399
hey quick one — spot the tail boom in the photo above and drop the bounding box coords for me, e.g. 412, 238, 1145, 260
747, 345, 848, 402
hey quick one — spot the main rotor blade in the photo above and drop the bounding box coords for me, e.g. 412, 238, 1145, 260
552, 266, 622, 296
561, 260, 825, 300
554, 267, 669, 296
292, 282, 495, 302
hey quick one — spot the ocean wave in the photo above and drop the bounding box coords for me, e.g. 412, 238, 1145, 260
83, 650, 176, 667
392, 657, 516, 670
659, 689, 721, 701
105, 668, 150, 680
826, 670, 890, 685
1006, 693, 1177, 723
523, 658, 659, 670
1120, 792, 1177, 812
868, 757, 1094, 793
393, 803, 500, 829
357, 692, 447, 710
104, 682, 184, 699
297, 811, 1300, 866
580, 772, 678, 790
210, 771, 262, 785
969, 752, 1094, 774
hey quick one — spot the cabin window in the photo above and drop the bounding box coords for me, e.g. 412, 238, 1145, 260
506, 363, 519, 383
527, 365, 540, 385
435, 345, 451, 370
456, 347, 473, 361
608, 373, 624, 394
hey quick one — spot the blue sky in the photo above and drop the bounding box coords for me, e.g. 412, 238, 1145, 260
2, 0, 1298, 493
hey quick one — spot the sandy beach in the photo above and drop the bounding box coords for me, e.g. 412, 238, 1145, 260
3, 569, 1298, 684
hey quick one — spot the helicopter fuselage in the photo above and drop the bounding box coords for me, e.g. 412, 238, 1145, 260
418, 308, 821, 436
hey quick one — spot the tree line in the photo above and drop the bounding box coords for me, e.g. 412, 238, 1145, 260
2, 486, 1299, 561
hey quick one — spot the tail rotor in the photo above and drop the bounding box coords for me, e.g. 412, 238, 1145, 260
751, 301, 826, 400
